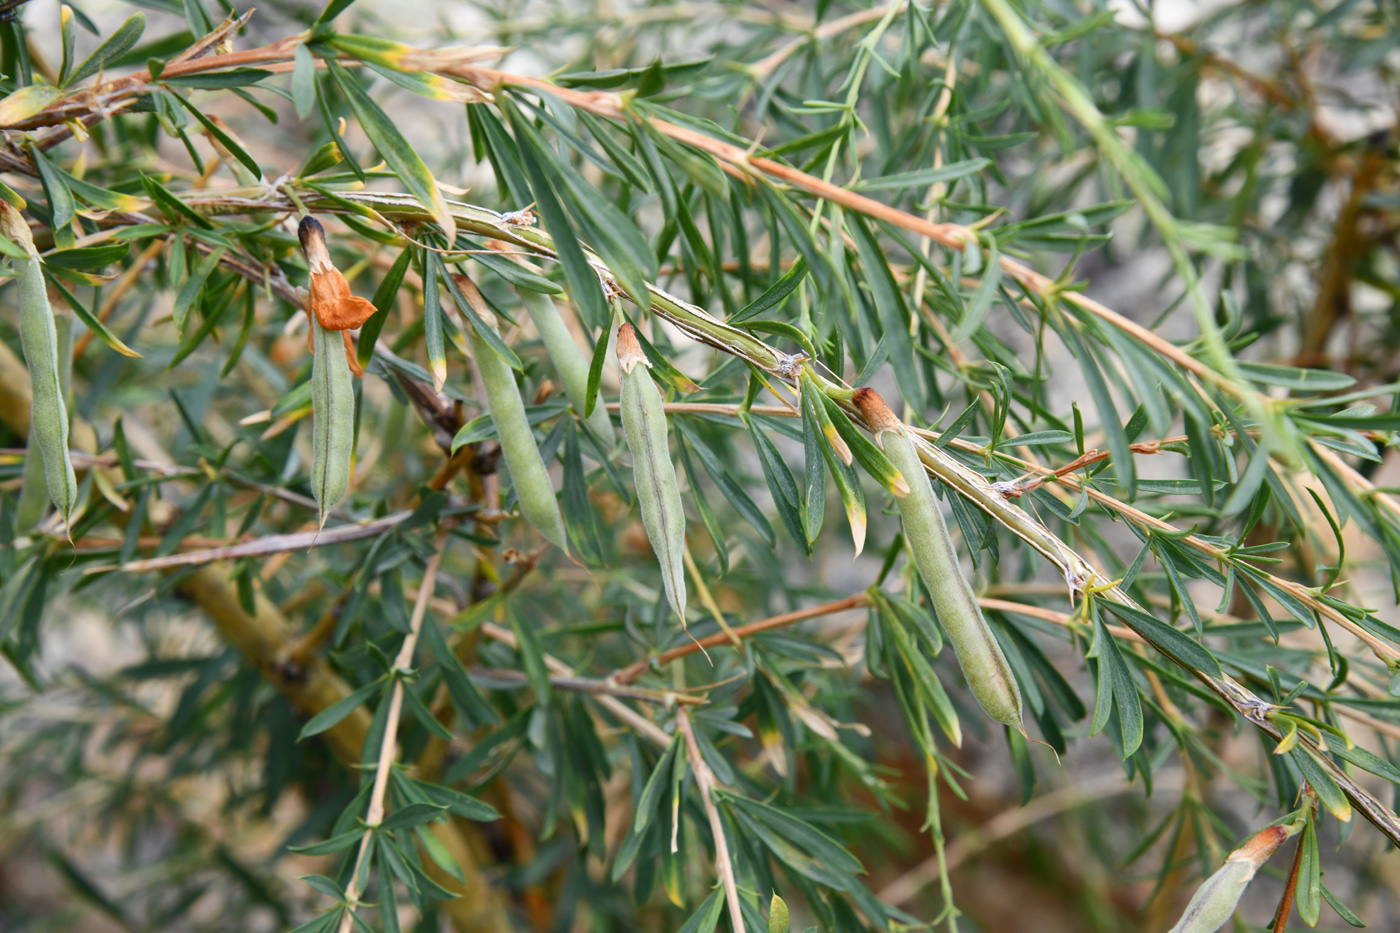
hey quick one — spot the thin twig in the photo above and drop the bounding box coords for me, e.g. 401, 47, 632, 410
338, 534, 447, 933
93, 510, 414, 573
749, 3, 908, 80
467, 667, 704, 705
677, 709, 745, 933
614, 593, 870, 685
479, 621, 672, 747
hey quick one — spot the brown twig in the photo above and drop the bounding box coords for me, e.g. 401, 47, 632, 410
614, 593, 870, 684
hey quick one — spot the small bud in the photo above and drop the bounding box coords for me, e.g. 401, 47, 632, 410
616, 323, 649, 375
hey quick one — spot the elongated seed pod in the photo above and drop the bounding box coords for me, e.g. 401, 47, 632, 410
519, 289, 614, 444
2, 202, 78, 528
617, 324, 686, 618
470, 308, 569, 552
1167, 825, 1289, 933
855, 388, 1022, 727
310, 313, 355, 529
16, 316, 71, 531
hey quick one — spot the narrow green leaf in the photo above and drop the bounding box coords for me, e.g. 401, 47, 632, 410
677, 434, 728, 571
45, 275, 141, 358
169, 92, 261, 179
952, 236, 999, 343
804, 380, 864, 553
140, 173, 213, 228
584, 316, 609, 417
1291, 747, 1351, 823
1064, 324, 1134, 497
747, 417, 808, 553
510, 609, 551, 706
673, 419, 774, 547
676, 890, 725, 933
562, 421, 603, 565
800, 392, 826, 546
1321, 881, 1366, 928
621, 312, 699, 393
1089, 609, 1143, 756
325, 59, 455, 242
437, 261, 523, 371
68, 12, 146, 86
498, 99, 608, 330
471, 249, 562, 294
315, 0, 360, 26
849, 215, 921, 411
299, 678, 383, 739
357, 244, 411, 368
1102, 601, 1221, 677
172, 245, 225, 332
819, 393, 909, 498
43, 243, 129, 270
729, 257, 808, 324
852, 158, 990, 192
1239, 361, 1355, 392
1298, 814, 1321, 926
29, 145, 77, 244
633, 737, 679, 835
292, 43, 316, 119
377, 802, 447, 834
422, 615, 497, 727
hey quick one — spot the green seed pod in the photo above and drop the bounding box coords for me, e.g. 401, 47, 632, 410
470, 306, 569, 552
2, 202, 78, 529
16, 316, 72, 532
855, 388, 1022, 728
617, 323, 686, 619
519, 289, 614, 445
310, 313, 355, 529
1167, 825, 1289, 933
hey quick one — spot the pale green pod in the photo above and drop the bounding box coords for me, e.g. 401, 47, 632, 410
1165, 860, 1253, 933
16, 317, 72, 531
519, 289, 614, 445
617, 324, 686, 619
855, 388, 1022, 728
1167, 824, 1289, 933
310, 314, 355, 529
470, 311, 568, 552
2, 203, 78, 529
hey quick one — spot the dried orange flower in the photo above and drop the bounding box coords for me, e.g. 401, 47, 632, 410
298, 216, 377, 331
297, 216, 375, 378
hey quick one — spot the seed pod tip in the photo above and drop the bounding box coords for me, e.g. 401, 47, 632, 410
616, 323, 648, 375
853, 387, 902, 436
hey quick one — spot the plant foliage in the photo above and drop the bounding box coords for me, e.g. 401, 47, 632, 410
2, 0, 1399, 931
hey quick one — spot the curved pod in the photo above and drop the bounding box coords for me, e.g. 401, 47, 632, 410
310, 315, 355, 528
519, 289, 614, 444
617, 324, 686, 619
2, 203, 78, 528
471, 310, 568, 552
855, 388, 1023, 728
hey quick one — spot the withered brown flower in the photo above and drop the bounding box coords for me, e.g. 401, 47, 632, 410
297, 215, 376, 377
